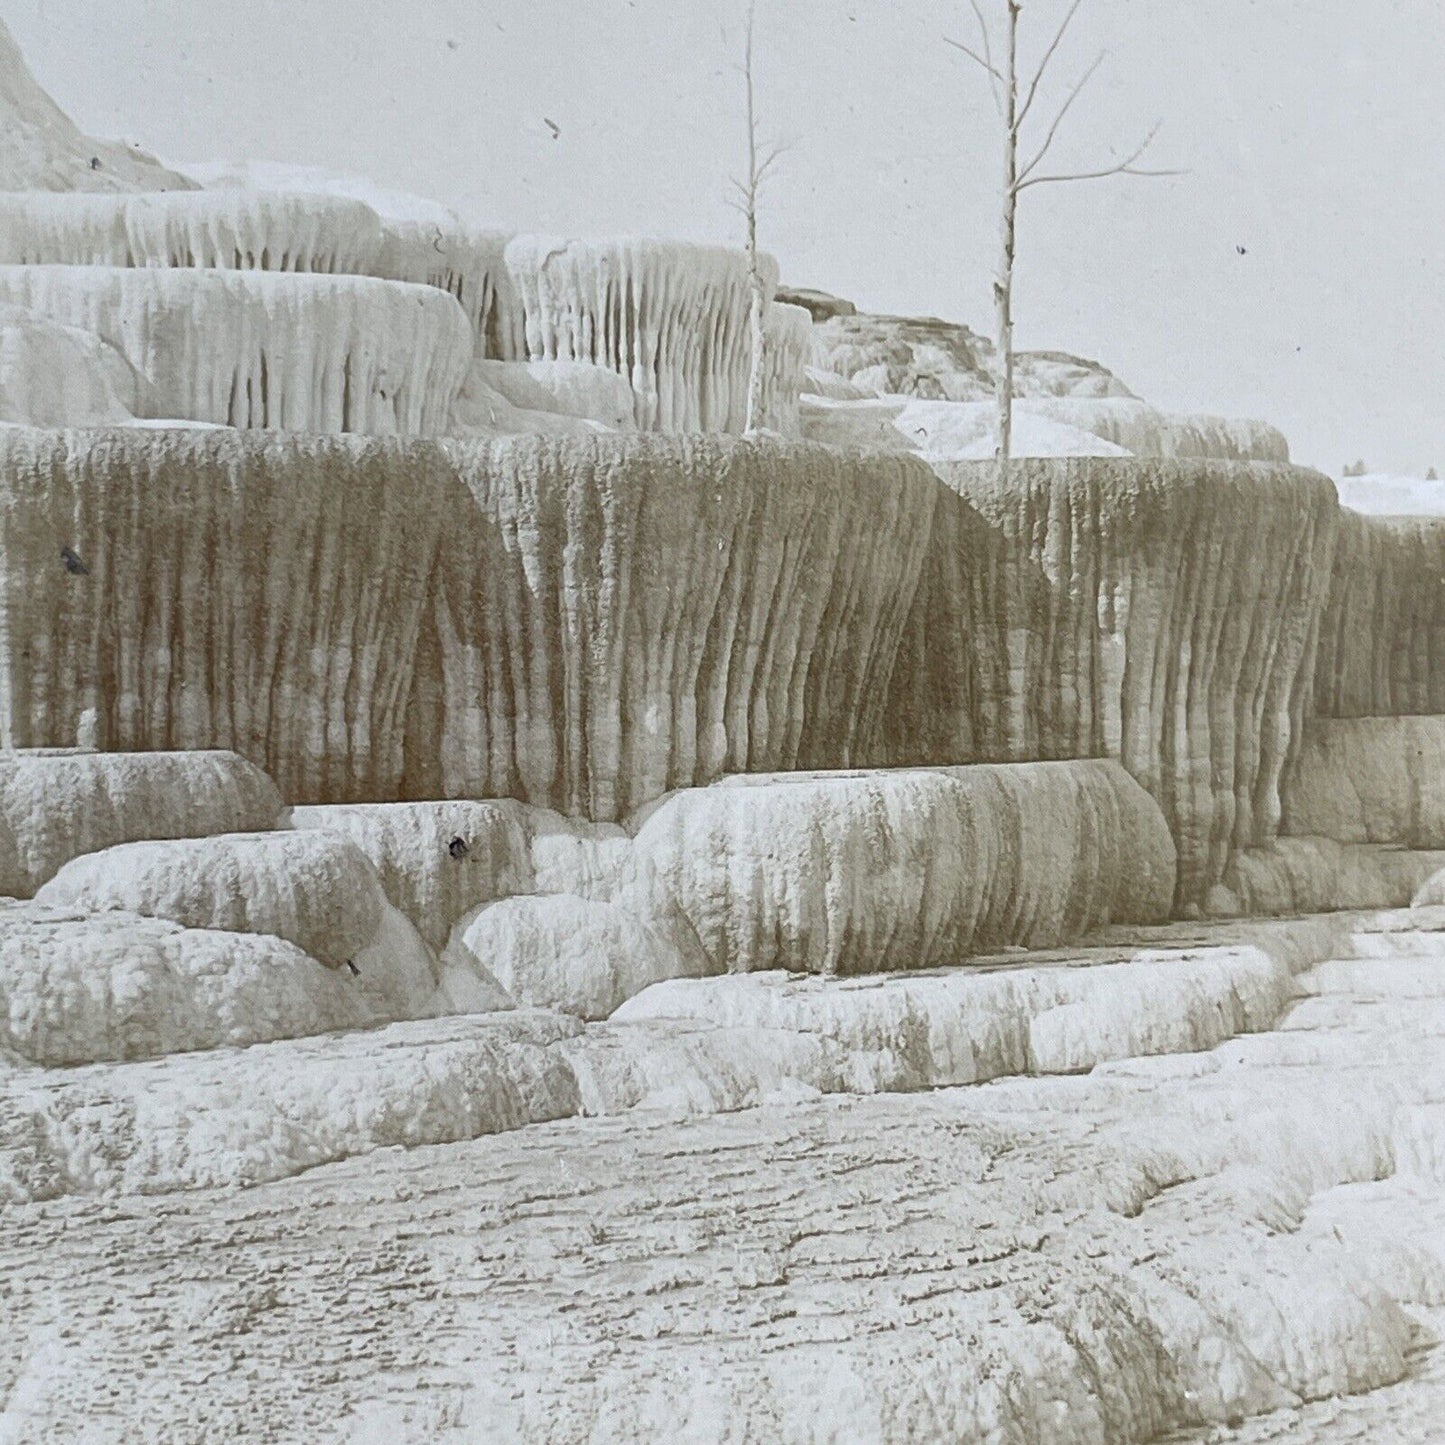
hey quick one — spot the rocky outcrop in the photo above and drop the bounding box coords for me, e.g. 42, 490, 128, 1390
416, 436, 939, 819
628, 762, 1175, 976
0, 265, 472, 434
450, 893, 714, 1020
0, 19, 195, 193
880, 457, 1341, 908
0, 901, 375, 1065
807, 307, 1132, 402
35, 831, 387, 969
1313, 511, 1445, 717
0, 430, 453, 804
774, 286, 857, 322
1281, 716, 1445, 846
0, 750, 281, 896
499, 237, 781, 433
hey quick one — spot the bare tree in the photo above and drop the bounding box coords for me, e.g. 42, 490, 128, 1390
729, 0, 789, 433
946, 0, 1181, 468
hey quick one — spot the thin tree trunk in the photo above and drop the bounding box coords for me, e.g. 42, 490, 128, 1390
743, 1, 767, 434
746, 234, 767, 433
996, 0, 1020, 475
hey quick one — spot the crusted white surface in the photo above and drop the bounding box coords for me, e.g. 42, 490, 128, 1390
0, 913, 1442, 1440
0, 265, 472, 434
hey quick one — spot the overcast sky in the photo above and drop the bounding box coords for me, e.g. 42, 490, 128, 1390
9, 0, 1442, 475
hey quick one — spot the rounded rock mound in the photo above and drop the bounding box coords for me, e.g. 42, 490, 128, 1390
0, 749, 282, 897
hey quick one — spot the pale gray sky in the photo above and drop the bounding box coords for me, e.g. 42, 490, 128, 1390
9, 0, 1442, 474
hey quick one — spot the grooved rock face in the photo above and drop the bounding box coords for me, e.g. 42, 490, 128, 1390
0, 902, 372, 1065
0, 430, 452, 805
0, 432, 936, 818
758, 302, 812, 436
881, 457, 1341, 908
1282, 717, 1445, 847
0, 265, 472, 434
374, 220, 513, 352
1209, 838, 1445, 917
418, 436, 940, 819
0, 191, 385, 275
0, 20, 196, 193
1314, 511, 1445, 717
35, 830, 387, 970
499, 236, 782, 433
629, 762, 1175, 976
0, 749, 281, 897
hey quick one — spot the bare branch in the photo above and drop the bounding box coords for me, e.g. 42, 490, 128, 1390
755, 139, 795, 186
967, 0, 1003, 112
943, 33, 1005, 88
1016, 121, 1184, 190
1017, 50, 1104, 182
1017, 0, 1085, 126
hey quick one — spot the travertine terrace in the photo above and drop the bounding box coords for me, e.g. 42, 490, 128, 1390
0, 16, 1440, 1444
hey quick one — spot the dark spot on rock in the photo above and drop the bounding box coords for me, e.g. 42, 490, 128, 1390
89, 156, 101, 170
345, 960, 361, 977
60, 545, 90, 576
448, 836, 470, 860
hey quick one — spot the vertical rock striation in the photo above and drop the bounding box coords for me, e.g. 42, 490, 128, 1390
415, 436, 939, 819
758, 302, 812, 436
0, 428, 452, 803
375, 220, 516, 356
499, 237, 781, 433
0, 191, 385, 275
629, 762, 1176, 975
1313, 511, 1445, 717
0, 265, 472, 434
881, 457, 1340, 907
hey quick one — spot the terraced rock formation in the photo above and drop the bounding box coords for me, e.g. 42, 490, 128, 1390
1313, 510, 1445, 717
0, 265, 473, 433
881, 456, 1341, 907
3, 909, 1442, 1442
418, 435, 938, 818
0, 429, 455, 802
